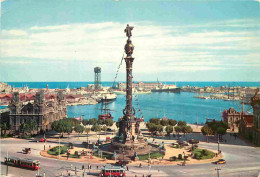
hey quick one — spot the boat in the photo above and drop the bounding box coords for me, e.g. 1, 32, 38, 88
98, 98, 113, 122
151, 79, 180, 93
101, 93, 117, 103
151, 85, 180, 93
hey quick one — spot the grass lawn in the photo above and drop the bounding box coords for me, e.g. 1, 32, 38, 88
138, 152, 164, 161
193, 149, 215, 160
93, 152, 113, 159
47, 146, 68, 156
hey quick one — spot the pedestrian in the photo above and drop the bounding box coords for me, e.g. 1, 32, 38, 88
82, 164, 84, 170
97, 165, 99, 170
90, 164, 92, 169
127, 166, 129, 171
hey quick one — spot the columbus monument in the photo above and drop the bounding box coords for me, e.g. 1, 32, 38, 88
106, 24, 158, 160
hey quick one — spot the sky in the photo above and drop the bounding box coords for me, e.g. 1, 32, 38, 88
0, 0, 260, 82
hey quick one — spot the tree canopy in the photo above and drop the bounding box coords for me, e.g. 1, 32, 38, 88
165, 125, 173, 135
74, 124, 84, 134
105, 119, 114, 127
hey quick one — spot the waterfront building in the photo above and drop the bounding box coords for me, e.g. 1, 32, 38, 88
251, 90, 260, 146
8, 91, 67, 133
222, 108, 241, 132
239, 90, 260, 146
117, 82, 162, 90
239, 115, 254, 141
0, 82, 12, 93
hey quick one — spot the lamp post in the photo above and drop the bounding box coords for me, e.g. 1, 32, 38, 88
217, 134, 220, 154
59, 136, 60, 159
215, 164, 221, 177
183, 151, 186, 166
6, 150, 8, 176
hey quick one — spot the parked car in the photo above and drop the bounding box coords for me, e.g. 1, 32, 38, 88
214, 159, 226, 164
115, 160, 130, 166
188, 139, 199, 144
34, 138, 47, 142
182, 141, 189, 146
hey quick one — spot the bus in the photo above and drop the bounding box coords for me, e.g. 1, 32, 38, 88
4, 156, 40, 170
99, 166, 126, 177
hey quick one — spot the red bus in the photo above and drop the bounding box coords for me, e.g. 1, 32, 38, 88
4, 156, 40, 170
99, 166, 126, 177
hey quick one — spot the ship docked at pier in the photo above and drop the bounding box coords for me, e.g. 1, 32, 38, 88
151, 84, 181, 93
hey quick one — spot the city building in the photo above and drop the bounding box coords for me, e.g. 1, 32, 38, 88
222, 108, 241, 132
251, 90, 260, 146
117, 82, 162, 90
239, 115, 254, 141
8, 91, 67, 133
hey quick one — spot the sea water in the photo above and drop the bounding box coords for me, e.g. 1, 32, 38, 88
4, 82, 257, 123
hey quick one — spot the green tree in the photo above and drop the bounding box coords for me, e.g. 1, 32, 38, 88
174, 126, 182, 139
23, 120, 38, 136
147, 123, 157, 135
156, 124, 163, 132
160, 119, 168, 126
91, 125, 101, 135
182, 125, 193, 141
168, 119, 177, 126
201, 125, 213, 142
82, 119, 89, 126
97, 119, 104, 125
217, 127, 226, 141
89, 118, 98, 125
74, 124, 84, 134
1, 123, 8, 135
149, 118, 160, 125
85, 127, 91, 134
178, 120, 187, 127
165, 125, 173, 136
105, 119, 114, 127
51, 119, 73, 137
102, 125, 107, 132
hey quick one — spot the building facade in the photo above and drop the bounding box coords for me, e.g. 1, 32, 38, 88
251, 90, 260, 146
9, 91, 67, 133
222, 108, 241, 132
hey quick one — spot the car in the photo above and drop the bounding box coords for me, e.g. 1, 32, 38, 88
39, 138, 47, 142
34, 137, 47, 142
188, 139, 199, 144
215, 159, 226, 164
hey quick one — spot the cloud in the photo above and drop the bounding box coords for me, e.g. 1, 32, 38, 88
1, 20, 260, 76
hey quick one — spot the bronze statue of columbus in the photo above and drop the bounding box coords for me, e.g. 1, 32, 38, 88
124, 24, 134, 38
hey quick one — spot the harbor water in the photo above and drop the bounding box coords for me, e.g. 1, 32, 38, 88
4, 82, 256, 124
67, 92, 251, 124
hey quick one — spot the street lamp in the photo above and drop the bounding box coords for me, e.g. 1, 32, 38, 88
59, 136, 61, 159
215, 164, 221, 177
217, 134, 220, 154
183, 151, 186, 166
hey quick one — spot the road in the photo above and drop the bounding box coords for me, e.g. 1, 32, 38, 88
1, 138, 260, 177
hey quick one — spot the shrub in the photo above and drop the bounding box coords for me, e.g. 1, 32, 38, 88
192, 146, 195, 151
68, 142, 74, 149
74, 151, 79, 156
178, 154, 182, 160
194, 152, 201, 159
176, 144, 180, 148
170, 156, 177, 161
